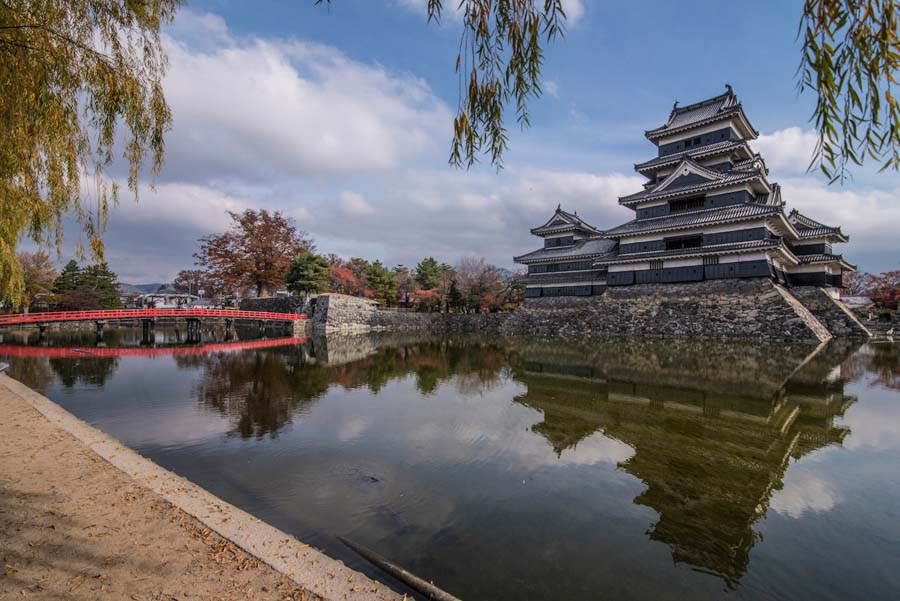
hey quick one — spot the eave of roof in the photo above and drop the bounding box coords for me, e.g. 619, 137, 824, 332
531, 206, 602, 236
787, 209, 848, 241
645, 105, 759, 142
795, 227, 849, 242
634, 140, 751, 174
603, 203, 781, 238
618, 171, 766, 205
595, 239, 785, 265
513, 238, 618, 264
797, 254, 856, 270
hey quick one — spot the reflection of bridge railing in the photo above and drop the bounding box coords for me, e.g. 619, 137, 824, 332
0, 308, 308, 326
0, 337, 306, 358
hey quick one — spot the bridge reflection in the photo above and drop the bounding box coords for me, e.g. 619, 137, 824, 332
0, 337, 306, 359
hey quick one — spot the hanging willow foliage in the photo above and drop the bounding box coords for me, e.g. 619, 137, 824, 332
798, 0, 900, 183
0, 0, 179, 306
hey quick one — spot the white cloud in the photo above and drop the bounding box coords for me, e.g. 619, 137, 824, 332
770, 467, 840, 518
160, 15, 451, 183
107, 182, 244, 232
780, 177, 900, 272
339, 190, 375, 216
753, 127, 819, 174
544, 80, 560, 99
562, 0, 585, 25
308, 168, 640, 268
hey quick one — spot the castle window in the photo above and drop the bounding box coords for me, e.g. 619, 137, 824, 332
665, 235, 703, 251
703, 255, 719, 265
544, 236, 574, 248
669, 196, 705, 212
650, 260, 664, 270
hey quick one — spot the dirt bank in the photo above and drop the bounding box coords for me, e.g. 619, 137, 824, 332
0, 374, 400, 600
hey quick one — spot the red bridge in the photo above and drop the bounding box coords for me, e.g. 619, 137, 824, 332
0, 308, 307, 327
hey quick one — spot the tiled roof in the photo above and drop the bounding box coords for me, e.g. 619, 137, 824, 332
619, 170, 762, 204
604, 203, 781, 237
797, 227, 842, 238
644, 87, 759, 138
644, 87, 759, 141
797, 253, 856, 270
514, 237, 617, 263
634, 140, 748, 173
596, 239, 783, 265
646, 89, 737, 133
531, 206, 602, 236
788, 209, 847, 240
798, 253, 841, 264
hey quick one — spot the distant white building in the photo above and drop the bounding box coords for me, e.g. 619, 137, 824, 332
139, 291, 198, 308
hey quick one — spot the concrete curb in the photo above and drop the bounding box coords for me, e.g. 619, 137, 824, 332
0, 374, 402, 601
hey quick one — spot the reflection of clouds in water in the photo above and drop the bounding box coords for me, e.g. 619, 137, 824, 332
549, 430, 634, 466
771, 468, 840, 518
111, 402, 233, 448
337, 375, 634, 470
337, 416, 368, 442
840, 397, 900, 451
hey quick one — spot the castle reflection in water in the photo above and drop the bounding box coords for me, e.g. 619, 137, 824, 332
0, 329, 866, 588
510, 338, 858, 586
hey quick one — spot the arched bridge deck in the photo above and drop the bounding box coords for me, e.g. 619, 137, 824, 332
0, 308, 308, 327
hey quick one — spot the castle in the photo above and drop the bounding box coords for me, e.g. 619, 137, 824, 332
515, 86, 855, 298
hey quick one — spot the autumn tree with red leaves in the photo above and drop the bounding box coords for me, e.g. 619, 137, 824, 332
868, 270, 900, 311
172, 269, 227, 299
330, 266, 370, 297
195, 210, 314, 297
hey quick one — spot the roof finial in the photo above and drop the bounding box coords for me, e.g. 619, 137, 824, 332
673, 99, 679, 111
556, 202, 561, 211
725, 83, 733, 94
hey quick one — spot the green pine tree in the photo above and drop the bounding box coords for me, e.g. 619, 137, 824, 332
286, 253, 331, 295
52, 260, 82, 294
81, 262, 122, 309
365, 260, 399, 306
448, 278, 464, 313
414, 257, 441, 290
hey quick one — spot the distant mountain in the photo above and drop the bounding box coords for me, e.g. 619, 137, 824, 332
119, 283, 169, 294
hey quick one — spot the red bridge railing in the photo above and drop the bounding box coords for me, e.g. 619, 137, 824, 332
0, 337, 307, 358
0, 308, 308, 326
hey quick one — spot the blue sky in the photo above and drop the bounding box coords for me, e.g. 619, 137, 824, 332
61, 0, 899, 282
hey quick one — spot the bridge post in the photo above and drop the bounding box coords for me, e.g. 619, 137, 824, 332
257, 319, 266, 339
37, 323, 47, 343
95, 320, 105, 338
224, 318, 235, 341
141, 319, 155, 345
186, 317, 201, 343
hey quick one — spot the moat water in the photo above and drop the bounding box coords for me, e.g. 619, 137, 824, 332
2, 328, 899, 601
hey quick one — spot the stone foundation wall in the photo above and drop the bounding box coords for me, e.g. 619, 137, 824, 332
308, 280, 861, 342
310, 294, 509, 334
500, 278, 832, 342
238, 296, 308, 315
789, 287, 871, 338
